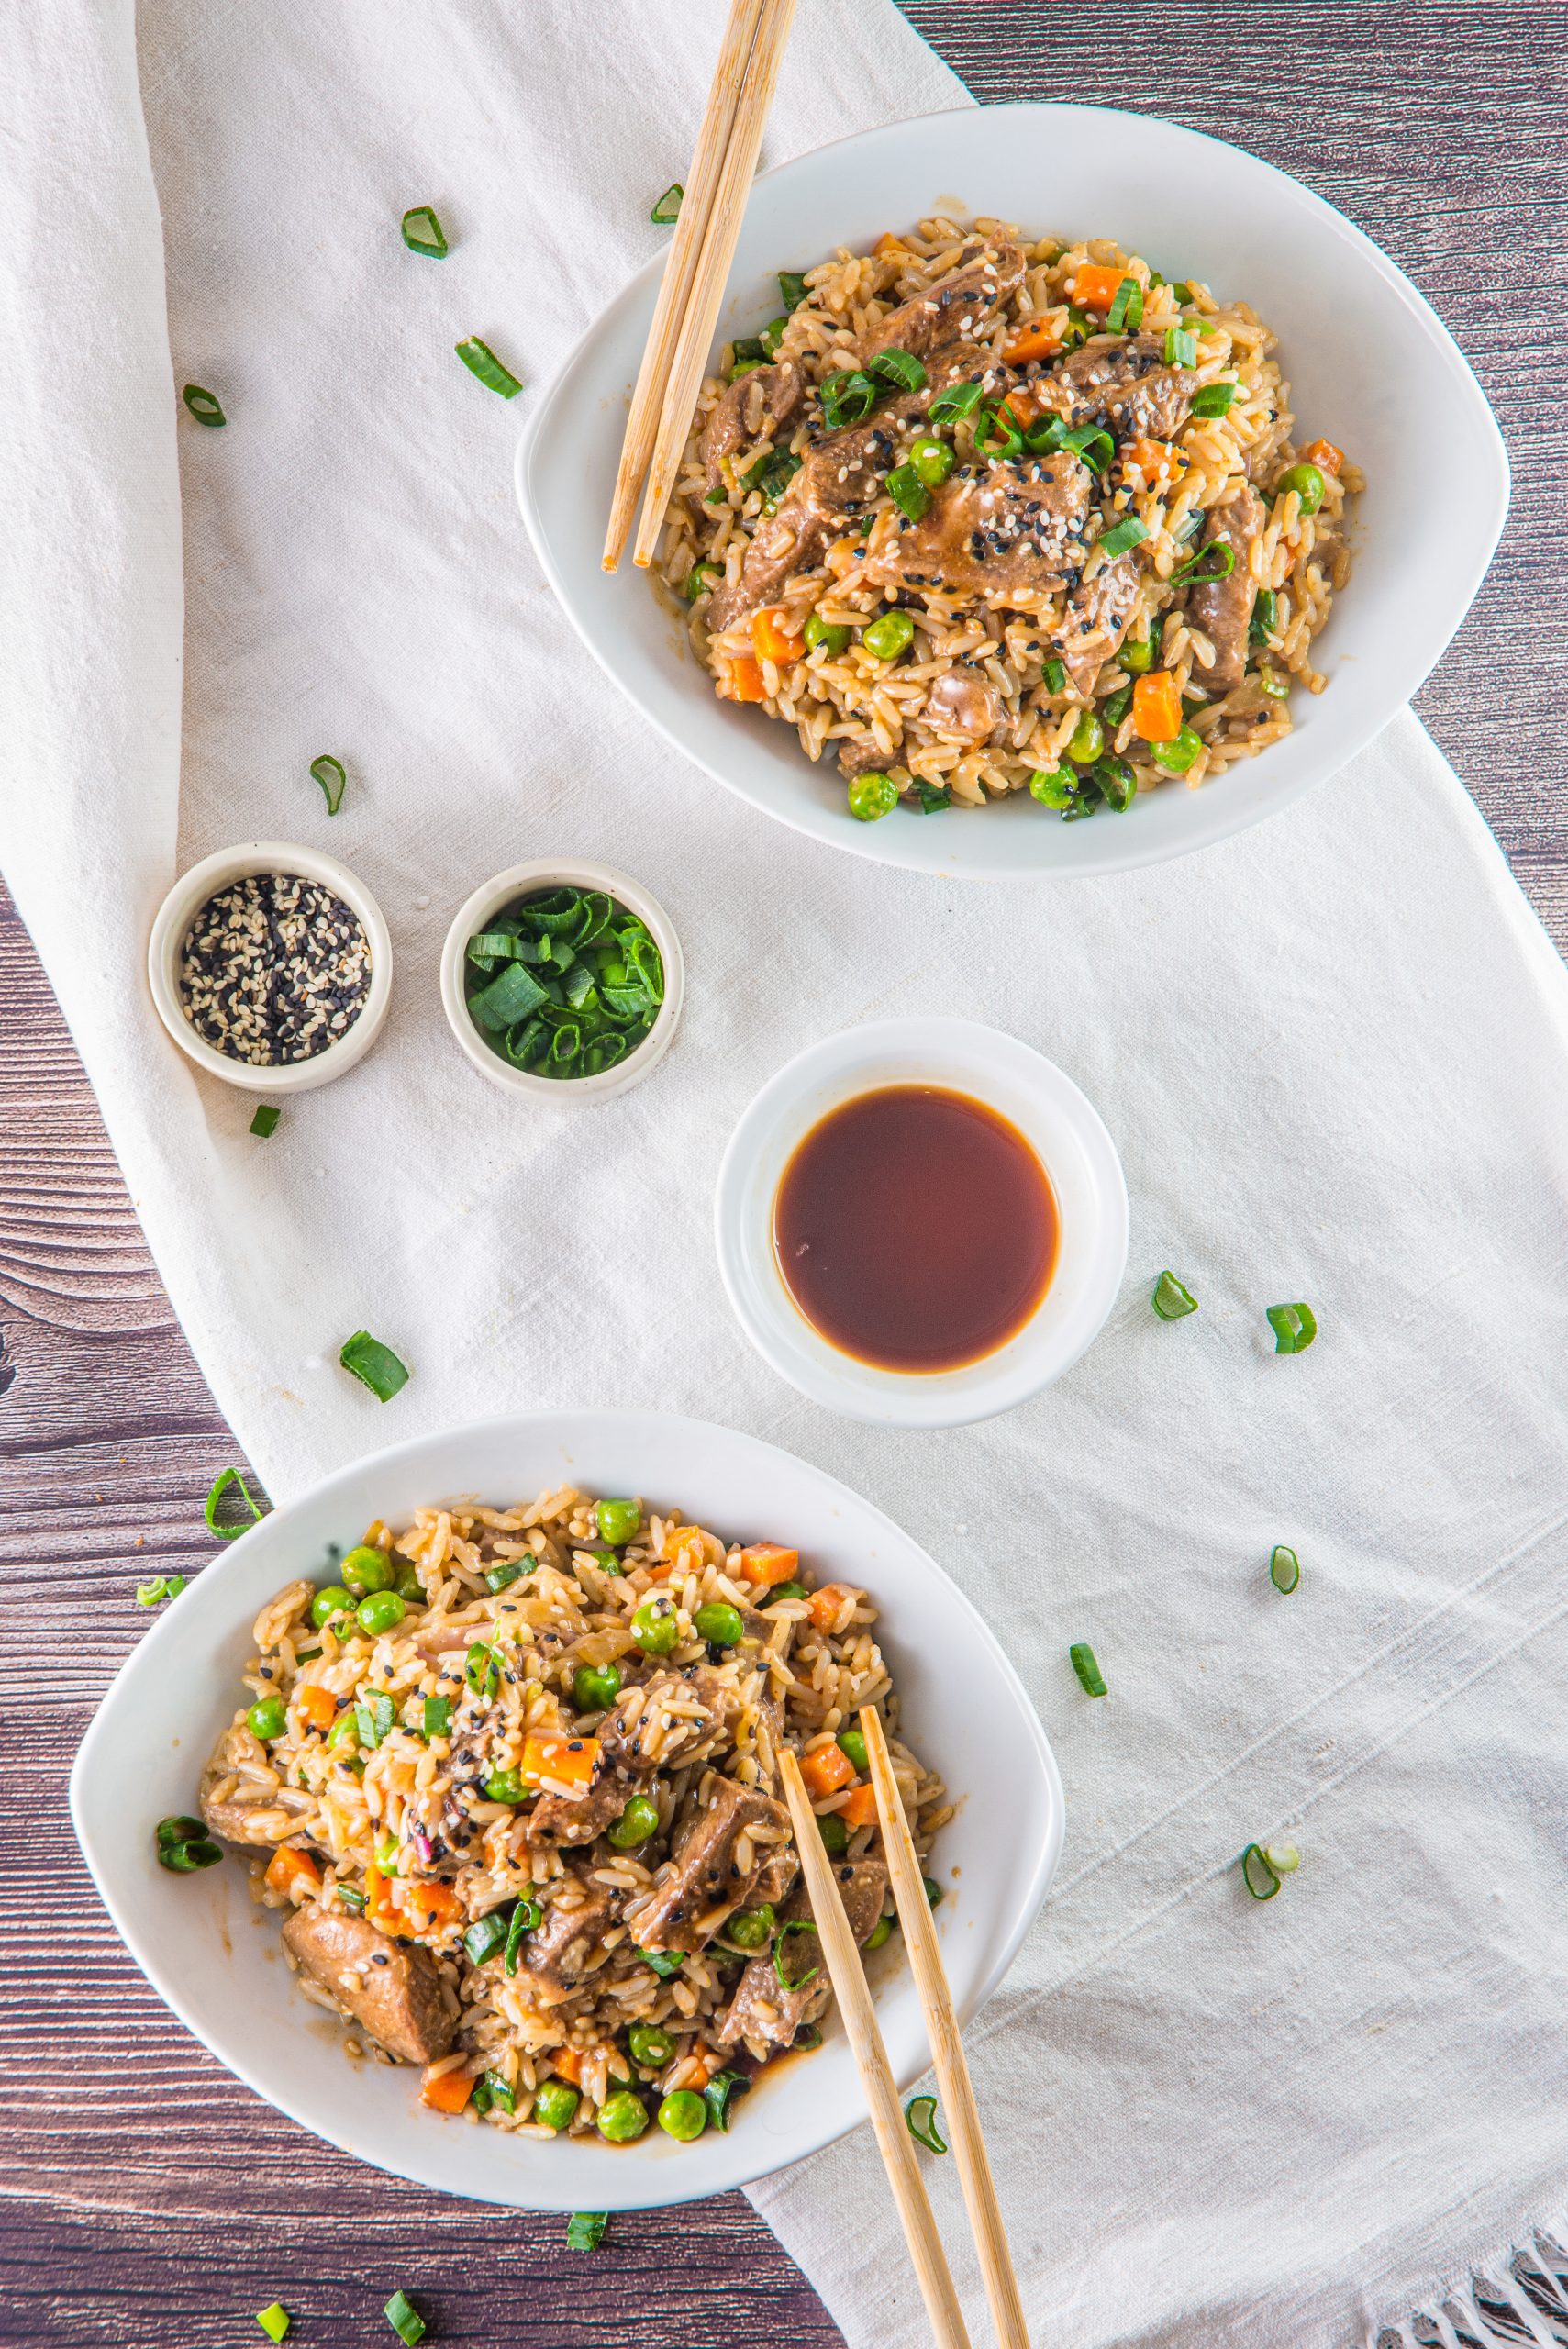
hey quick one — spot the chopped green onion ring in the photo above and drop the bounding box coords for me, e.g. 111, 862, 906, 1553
778, 269, 810, 311
1240, 1842, 1281, 1900
255, 2307, 291, 2343
905, 2093, 948, 2154
400, 206, 448, 259
1265, 1302, 1318, 1355
454, 336, 522, 398
869, 346, 927, 393
205, 1465, 265, 1542
928, 378, 984, 425
309, 752, 346, 814
250, 1105, 280, 1138
383, 2289, 427, 2344
1070, 1642, 1107, 1698
566, 2211, 609, 2252
773, 1918, 820, 1992
183, 384, 226, 427
1164, 325, 1199, 368
1191, 380, 1239, 417
136, 1574, 188, 1606
1269, 1544, 1301, 1594
1151, 1271, 1198, 1320
1264, 1842, 1301, 1875
1105, 275, 1144, 333
339, 1330, 410, 1401
703, 2068, 751, 2132
650, 184, 683, 225
1172, 540, 1236, 588
1098, 517, 1149, 558
635, 1944, 684, 1979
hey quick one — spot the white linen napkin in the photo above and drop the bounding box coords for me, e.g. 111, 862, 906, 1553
6, 6, 1568, 2345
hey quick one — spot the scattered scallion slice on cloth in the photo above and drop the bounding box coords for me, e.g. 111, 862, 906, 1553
339, 1330, 410, 1400
310, 752, 346, 814
566, 2211, 608, 2252
400, 205, 448, 258
703, 2068, 751, 2132
136, 1575, 187, 1606
250, 1105, 280, 1138
1240, 1842, 1282, 1900
182, 384, 226, 427
1151, 1271, 1198, 1319
454, 336, 522, 397
1270, 1543, 1301, 1593
255, 2307, 291, 2343
650, 182, 683, 224
383, 2289, 427, 2344
1265, 1301, 1318, 1354
1070, 1642, 1107, 1698
205, 1465, 265, 1541
1265, 1842, 1301, 1875
905, 2093, 948, 2154
1099, 516, 1149, 558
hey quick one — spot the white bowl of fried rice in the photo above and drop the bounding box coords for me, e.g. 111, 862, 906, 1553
70, 1410, 1062, 2211
517, 103, 1507, 880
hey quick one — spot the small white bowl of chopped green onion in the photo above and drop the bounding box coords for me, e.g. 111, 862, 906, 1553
147, 841, 395, 1094
439, 860, 683, 1102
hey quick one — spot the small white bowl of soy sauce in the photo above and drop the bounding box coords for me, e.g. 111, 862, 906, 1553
714, 1018, 1129, 1428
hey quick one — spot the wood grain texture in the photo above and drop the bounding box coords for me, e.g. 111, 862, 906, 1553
1, 8, 1562, 2343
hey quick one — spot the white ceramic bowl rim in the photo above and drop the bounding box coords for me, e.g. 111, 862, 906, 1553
715, 1018, 1129, 1427
439, 858, 684, 1104
69, 1408, 1063, 2210
517, 100, 1508, 882
146, 840, 395, 1093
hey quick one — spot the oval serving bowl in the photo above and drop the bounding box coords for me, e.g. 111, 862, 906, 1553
70, 1409, 1062, 2213
517, 101, 1507, 883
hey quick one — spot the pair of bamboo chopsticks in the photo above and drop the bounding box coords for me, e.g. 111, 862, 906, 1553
602, 0, 799, 576
778, 1710, 1030, 2349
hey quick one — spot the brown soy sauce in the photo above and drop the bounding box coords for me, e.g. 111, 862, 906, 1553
773, 1085, 1059, 1373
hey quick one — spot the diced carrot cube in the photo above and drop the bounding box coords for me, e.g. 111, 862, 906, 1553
264, 1845, 322, 1902
421, 2063, 475, 2114
294, 1683, 338, 1731
736, 1543, 800, 1588
1001, 320, 1060, 365
806, 1582, 856, 1630
839, 1782, 881, 1831
723, 654, 769, 704
800, 1743, 856, 1799
751, 608, 804, 665
406, 1879, 461, 1933
1073, 262, 1127, 314
520, 1731, 600, 1790
874, 230, 907, 257
664, 1525, 709, 1575
550, 2046, 584, 2087
1120, 437, 1184, 490
999, 388, 1038, 429
1299, 438, 1343, 476
1132, 672, 1183, 743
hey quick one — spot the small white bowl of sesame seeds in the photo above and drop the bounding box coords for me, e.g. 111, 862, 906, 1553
147, 841, 395, 1095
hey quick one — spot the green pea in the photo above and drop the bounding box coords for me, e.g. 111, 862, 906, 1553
1066, 711, 1104, 764
1029, 767, 1073, 808
356, 1589, 406, 1637
310, 1585, 355, 1628
340, 1544, 394, 1597
583, 1544, 623, 1576
907, 434, 954, 486
394, 1561, 425, 1605
595, 1498, 643, 1547
573, 1662, 623, 1714
818, 1813, 850, 1855
803, 610, 851, 656
609, 1794, 661, 1849
628, 2022, 675, 2069
764, 1580, 807, 1606
327, 1709, 359, 1750
631, 1597, 680, 1655
658, 2089, 708, 2142
532, 2078, 580, 2132
848, 773, 898, 823
1275, 462, 1325, 515
248, 1696, 287, 1742
684, 560, 723, 604
835, 1729, 868, 1772
482, 1769, 528, 1804
725, 1903, 774, 1951
1120, 633, 1155, 674
1152, 723, 1204, 776
1255, 667, 1292, 701
862, 609, 915, 662
693, 1601, 744, 1648
596, 2089, 650, 2143
864, 1911, 895, 1951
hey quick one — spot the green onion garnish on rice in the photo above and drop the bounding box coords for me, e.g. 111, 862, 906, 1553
885, 462, 930, 524
422, 1696, 452, 1740
928, 378, 984, 425
454, 336, 522, 397
778, 269, 810, 311
250, 1105, 280, 1138
466, 1640, 502, 1698
703, 2069, 751, 2132
485, 1560, 522, 1592
1151, 1272, 1198, 1319
906, 782, 951, 814
355, 1693, 395, 1749
1265, 1302, 1318, 1354
183, 384, 226, 427
309, 753, 346, 814
337, 1885, 366, 1912
1042, 655, 1067, 695
566, 2212, 609, 2251
773, 1919, 820, 1991
1164, 325, 1198, 368
503, 1897, 542, 1974
905, 2093, 948, 2154
1270, 1544, 1301, 1593
339, 1330, 409, 1400
650, 183, 683, 225
635, 1945, 684, 1978
1240, 1843, 1282, 1900
1070, 1642, 1107, 1698
1105, 275, 1143, 333
383, 2289, 427, 2344
399, 205, 448, 258
818, 368, 878, 428
1191, 380, 1239, 417
463, 1910, 510, 1965
136, 1575, 187, 1605
255, 2307, 291, 2342
973, 403, 1024, 462
205, 1465, 264, 1541
1098, 517, 1149, 558
870, 346, 927, 393
1172, 540, 1235, 588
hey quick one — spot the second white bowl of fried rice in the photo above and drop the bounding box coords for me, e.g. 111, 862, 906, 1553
517, 102, 1507, 880
71, 1409, 1062, 2211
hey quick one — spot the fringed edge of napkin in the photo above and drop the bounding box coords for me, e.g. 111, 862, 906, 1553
1371, 2226, 1568, 2348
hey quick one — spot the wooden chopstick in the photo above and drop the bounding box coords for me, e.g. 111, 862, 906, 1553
602, 0, 767, 573
777, 1747, 973, 2349
629, 0, 799, 571
862, 1707, 1031, 2349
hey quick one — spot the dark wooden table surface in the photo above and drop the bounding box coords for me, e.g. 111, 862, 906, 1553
3, 7, 1561, 2343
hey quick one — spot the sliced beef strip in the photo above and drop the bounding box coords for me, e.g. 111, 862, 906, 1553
752, 1843, 799, 1905
514, 1876, 620, 1995
700, 361, 804, 495
716, 1859, 889, 2054
529, 1666, 746, 1849
282, 1905, 454, 2065
1034, 331, 1197, 442
1187, 481, 1265, 691
861, 455, 1091, 606
857, 238, 1026, 363
922, 667, 1001, 742
834, 736, 901, 780
1058, 550, 1145, 698
627, 1776, 793, 1954
736, 1604, 797, 1662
